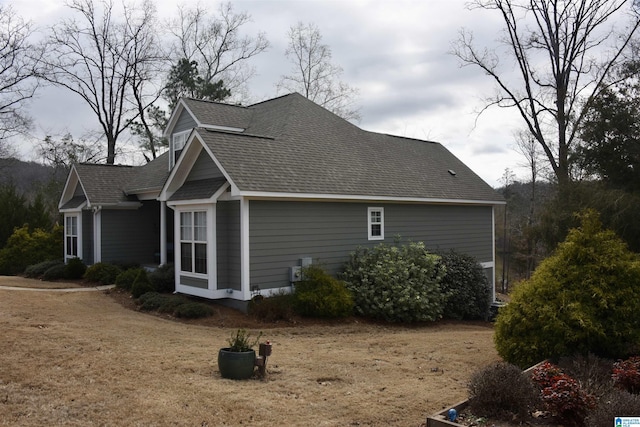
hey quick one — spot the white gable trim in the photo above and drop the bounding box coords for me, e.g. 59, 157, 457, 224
58, 165, 90, 209
159, 131, 239, 202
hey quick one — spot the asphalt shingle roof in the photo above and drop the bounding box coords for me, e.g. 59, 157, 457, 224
192, 93, 502, 202
74, 164, 139, 206
169, 177, 227, 201
125, 152, 171, 194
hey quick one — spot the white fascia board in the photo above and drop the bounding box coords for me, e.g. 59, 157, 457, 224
198, 138, 240, 193
233, 190, 506, 206
162, 100, 189, 138
158, 131, 199, 201
58, 165, 85, 209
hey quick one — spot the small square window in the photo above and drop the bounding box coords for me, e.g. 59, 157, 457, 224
368, 207, 384, 240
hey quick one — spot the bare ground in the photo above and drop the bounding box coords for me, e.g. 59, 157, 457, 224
0, 277, 499, 426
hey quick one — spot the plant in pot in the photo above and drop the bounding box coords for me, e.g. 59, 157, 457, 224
218, 329, 263, 380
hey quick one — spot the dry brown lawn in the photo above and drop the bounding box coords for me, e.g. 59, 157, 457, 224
0, 277, 499, 426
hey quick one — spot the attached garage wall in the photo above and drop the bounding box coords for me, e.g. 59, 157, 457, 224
248, 200, 494, 291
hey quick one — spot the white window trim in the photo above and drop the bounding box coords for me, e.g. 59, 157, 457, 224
64, 213, 82, 261
179, 210, 208, 276
171, 130, 191, 168
367, 207, 384, 241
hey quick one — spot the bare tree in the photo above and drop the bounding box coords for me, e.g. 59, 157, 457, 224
278, 22, 360, 122
168, 2, 269, 103
452, 0, 640, 188
0, 6, 43, 149
41, 0, 160, 164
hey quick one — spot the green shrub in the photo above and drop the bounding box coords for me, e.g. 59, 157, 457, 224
137, 292, 190, 313
148, 263, 175, 293
115, 268, 146, 291
64, 257, 86, 280
0, 225, 63, 275
248, 293, 296, 322
43, 263, 66, 281
437, 249, 491, 320
24, 259, 64, 278
293, 265, 353, 318
84, 262, 122, 285
495, 210, 640, 367
131, 269, 155, 298
342, 241, 445, 322
468, 361, 538, 422
585, 389, 640, 427
173, 302, 214, 319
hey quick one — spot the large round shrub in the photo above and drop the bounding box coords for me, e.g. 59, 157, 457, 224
495, 210, 640, 368
115, 267, 146, 290
148, 263, 175, 293
294, 264, 353, 318
342, 241, 445, 322
437, 249, 491, 320
64, 257, 87, 280
131, 269, 155, 298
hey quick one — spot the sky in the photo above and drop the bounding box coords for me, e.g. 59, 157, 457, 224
10, 0, 530, 188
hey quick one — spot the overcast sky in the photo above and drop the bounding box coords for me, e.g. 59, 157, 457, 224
12, 0, 529, 187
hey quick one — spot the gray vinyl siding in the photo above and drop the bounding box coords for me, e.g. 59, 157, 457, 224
82, 210, 93, 264
249, 200, 494, 290
187, 150, 224, 182
173, 110, 197, 134
100, 201, 159, 264
217, 200, 241, 290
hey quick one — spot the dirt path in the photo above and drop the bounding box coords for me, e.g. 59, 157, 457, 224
0, 277, 499, 426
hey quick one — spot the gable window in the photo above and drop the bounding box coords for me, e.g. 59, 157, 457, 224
65, 215, 79, 259
368, 207, 384, 240
171, 130, 190, 167
180, 211, 207, 274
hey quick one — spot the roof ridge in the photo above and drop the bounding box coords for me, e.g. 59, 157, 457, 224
183, 97, 249, 110
247, 92, 298, 109
200, 127, 274, 140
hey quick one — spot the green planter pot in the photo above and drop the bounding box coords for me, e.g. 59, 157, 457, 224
218, 348, 256, 380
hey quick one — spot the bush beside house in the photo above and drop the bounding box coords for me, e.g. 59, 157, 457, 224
495, 210, 640, 368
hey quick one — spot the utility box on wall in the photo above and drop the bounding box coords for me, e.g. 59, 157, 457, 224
290, 266, 302, 282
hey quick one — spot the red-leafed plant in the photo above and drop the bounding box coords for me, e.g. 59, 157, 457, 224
612, 356, 640, 394
531, 362, 596, 426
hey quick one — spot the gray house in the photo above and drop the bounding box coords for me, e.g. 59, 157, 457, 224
59, 93, 504, 305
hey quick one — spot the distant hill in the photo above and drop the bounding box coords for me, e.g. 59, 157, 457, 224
0, 157, 62, 195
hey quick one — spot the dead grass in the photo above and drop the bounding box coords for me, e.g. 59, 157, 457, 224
0, 277, 499, 426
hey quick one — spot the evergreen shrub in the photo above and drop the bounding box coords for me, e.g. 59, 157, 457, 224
148, 263, 175, 293
437, 249, 491, 320
64, 257, 86, 279
248, 293, 296, 322
131, 269, 155, 298
494, 210, 640, 367
342, 241, 445, 322
25, 259, 64, 278
84, 262, 123, 285
174, 302, 214, 319
0, 225, 63, 275
43, 263, 66, 281
115, 267, 146, 290
293, 264, 353, 318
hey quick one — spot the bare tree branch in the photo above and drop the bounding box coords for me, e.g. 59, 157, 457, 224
452, 0, 640, 187
278, 22, 361, 122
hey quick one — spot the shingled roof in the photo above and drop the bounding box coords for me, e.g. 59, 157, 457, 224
186, 93, 502, 203
73, 163, 140, 206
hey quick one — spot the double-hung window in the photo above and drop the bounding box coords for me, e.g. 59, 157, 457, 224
180, 211, 207, 274
368, 207, 384, 240
65, 215, 79, 258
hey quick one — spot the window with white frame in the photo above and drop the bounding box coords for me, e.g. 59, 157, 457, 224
171, 130, 190, 167
180, 211, 207, 274
65, 215, 79, 258
368, 207, 384, 240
